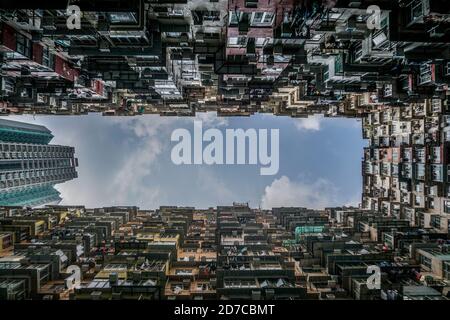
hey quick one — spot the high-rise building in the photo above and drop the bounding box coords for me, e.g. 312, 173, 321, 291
0, 119, 78, 207
361, 100, 450, 234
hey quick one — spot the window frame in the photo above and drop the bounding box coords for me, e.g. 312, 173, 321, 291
250, 12, 275, 26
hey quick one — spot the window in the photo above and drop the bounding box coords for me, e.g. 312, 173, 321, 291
166, 32, 182, 38
431, 165, 443, 182
107, 12, 137, 24
419, 63, 432, 84
392, 164, 399, 176
415, 183, 423, 192
414, 195, 422, 206
444, 262, 450, 280
420, 255, 432, 270
334, 54, 343, 74
432, 147, 441, 163
403, 148, 412, 161
250, 12, 274, 26
446, 130, 450, 142
427, 186, 437, 197
203, 11, 220, 22
432, 99, 442, 113
42, 47, 55, 69
323, 66, 329, 81
0, 162, 22, 171
430, 215, 441, 229
228, 37, 247, 47
428, 198, 435, 209
402, 164, 412, 179
16, 33, 31, 57
255, 37, 267, 47
415, 148, 425, 162
193, 11, 220, 25
393, 149, 399, 162
444, 200, 450, 213
411, 0, 423, 21
252, 12, 264, 23
229, 11, 240, 25
384, 84, 393, 97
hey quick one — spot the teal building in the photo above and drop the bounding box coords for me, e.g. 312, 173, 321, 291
0, 119, 78, 207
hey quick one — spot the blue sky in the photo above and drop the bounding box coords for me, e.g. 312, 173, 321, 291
6, 113, 366, 209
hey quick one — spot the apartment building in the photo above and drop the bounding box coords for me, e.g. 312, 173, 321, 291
362, 101, 450, 235
0, 1, 448, 117
0, 204, 445, 300
0, 119, 78, 207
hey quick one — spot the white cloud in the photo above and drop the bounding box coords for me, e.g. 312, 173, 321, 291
53, 114, 230, 208
107, 114, 229, 206
107, 117, 172, 206
295, 114, 322, 131
260, 175, 339, 209
55, 181, 100, 206
194, 112, 229, 128
343, 192, 362, 208
6, 114, 363, 210
195, 169, 237, 206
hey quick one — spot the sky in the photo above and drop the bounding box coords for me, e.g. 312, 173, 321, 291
5, 113, 367, 210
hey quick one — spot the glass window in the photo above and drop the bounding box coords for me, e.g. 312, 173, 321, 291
107, 12, 137, 24
414, 195, 421, 206
263, 12, 274, 23
16, 33, 31, 57
255, 37, 266, 47
411, 1, 423, 21
420, 255, 432, 269
253, 12, 264, 23
251, 12, 274, 26
415, 183, 422, 192
416, 164, 425, 180
229, 11, 240, 25
43, 47, 55, 69
444, 200, 450, 213
227, 37, 247, 47
430, 215, 440, 229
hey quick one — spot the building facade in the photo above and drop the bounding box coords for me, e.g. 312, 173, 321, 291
0, 119, 78, 207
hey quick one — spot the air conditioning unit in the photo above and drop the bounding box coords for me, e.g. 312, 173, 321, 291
49, 96, 57, 107
36, 93, 46, 104
1, 77, 15, 96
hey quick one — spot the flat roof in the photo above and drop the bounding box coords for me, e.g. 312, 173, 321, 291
0, 118, 51, 134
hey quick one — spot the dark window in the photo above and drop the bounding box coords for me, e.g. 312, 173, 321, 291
430, 215, 441, 229
43, 47, 55, 69
0, 162, 22, 171
16, 33, 31, 57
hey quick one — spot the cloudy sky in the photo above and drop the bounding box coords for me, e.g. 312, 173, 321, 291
5, 113, 366, 209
